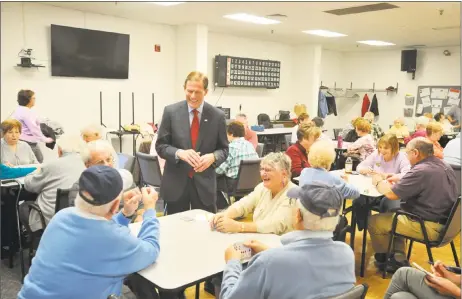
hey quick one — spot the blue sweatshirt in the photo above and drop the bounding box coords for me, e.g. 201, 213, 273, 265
18, 207, 160, 299
221, 230, 356, 299
299, 167, 360, 200
0, 163, 36, 180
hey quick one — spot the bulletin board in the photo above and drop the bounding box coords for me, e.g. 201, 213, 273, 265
415, 85, 461, 117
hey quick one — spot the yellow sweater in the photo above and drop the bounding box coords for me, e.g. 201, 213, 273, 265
230, 182, 297, 235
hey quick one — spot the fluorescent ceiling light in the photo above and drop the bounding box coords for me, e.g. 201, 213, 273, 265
357, 40, 395, 46
223, 13, 281, 25
302, 30, 347, 37
151, 2, 184, 6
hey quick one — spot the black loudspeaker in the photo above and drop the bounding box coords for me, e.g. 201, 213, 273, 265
401, 50, 417, 72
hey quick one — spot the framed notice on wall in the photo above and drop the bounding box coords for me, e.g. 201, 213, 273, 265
214, 55, 280, 89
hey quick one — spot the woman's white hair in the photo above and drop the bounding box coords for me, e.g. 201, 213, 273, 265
84, 139, 115, 164
296, 200, 339, 231
81, 124, 104, 138
74, 193, 118, 217
57, 134, 89, 159
261, 152, 291, 177
308, 140, 335, 170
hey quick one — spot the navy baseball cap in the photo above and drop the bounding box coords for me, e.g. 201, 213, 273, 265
287, 181, 343, 218
79, 165, 123, 206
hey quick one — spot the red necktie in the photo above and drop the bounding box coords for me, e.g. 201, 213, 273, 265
189, 109, 200, 178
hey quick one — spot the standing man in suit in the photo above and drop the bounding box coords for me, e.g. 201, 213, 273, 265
156, 71, 229, 214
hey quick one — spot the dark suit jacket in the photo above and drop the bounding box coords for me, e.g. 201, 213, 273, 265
155, 101, 229, 205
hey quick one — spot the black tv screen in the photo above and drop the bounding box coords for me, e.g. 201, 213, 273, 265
51, 25, 130, 79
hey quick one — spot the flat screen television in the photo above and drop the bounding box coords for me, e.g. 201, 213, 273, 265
51, 24, 130, 79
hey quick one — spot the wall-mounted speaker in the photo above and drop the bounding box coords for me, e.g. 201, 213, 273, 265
401, 50, 417, 73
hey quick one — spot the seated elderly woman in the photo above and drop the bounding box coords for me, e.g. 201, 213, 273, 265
354, 134, 411, 230
209, 152, 297, 235
299, 140, 360, 201
364, 112, 384, 143
25, 134, 87, 231
1, 119, 38, 166
286, 123, 321, 178
341, 117, 360, 143
311, 117, 331, 141
387, 118, 410, 144
434, 112, 453, 133
404, 116, 429, 144
81, 124, 118, 167
345, 118, 375, 162
426, 122, 444, 159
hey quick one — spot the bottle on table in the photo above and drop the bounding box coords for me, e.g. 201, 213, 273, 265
337, 135, 343, 149
345, 157, 353, 174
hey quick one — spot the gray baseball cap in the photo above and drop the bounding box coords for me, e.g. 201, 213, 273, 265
287, 181, 343, 218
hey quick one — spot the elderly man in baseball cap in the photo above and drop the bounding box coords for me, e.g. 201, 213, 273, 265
19, 165, 161, 299
220, 181, 356, 299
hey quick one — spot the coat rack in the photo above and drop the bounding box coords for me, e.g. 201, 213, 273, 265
320, 82, 399, 95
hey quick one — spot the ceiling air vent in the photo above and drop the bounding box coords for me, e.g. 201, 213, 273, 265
324, 3, 399, 16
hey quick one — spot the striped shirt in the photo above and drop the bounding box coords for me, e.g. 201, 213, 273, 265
215, 137, 258, 179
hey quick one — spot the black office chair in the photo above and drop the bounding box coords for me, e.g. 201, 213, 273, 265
333, 128, 343, 140
18, 201, 46, 279
450, 164, 461, 195
382, 197, 461, 278
326, 284, 369, 299
135, 152, 164, 213
55, 188, 73, 214
257, 113, 272, 129
228, 159, 262, 200
117, 153, 136, 173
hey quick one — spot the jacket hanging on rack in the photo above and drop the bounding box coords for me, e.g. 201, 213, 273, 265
369, 94, 379, 116
317, 91, 328, 118
325, 94, 337, 116
361, 94, 370, 117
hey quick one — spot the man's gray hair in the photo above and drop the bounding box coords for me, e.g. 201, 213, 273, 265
415, 116, 429, 127
408, 137, 434, 157
56, 134, 89, 157
296, 200, 339, 231
74, 193, 117, 217
84, 140, 115, 163
81, 124, 104, 138
261, 152, 292, 177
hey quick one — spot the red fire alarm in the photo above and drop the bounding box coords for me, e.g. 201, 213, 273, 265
154, 44, 161, 52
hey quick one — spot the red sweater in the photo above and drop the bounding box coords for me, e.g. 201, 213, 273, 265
286, 142, 310, 177
404, 130, 427, 144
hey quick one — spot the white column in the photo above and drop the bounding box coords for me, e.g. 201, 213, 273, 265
175, 24, 209, 100
291, 45, 323, 118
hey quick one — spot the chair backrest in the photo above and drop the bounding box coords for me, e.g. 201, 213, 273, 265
55, 188, 72, 214
257, 114, 272, 129
284, 134, 292, 147
117, 153, 136, 173
136, 152, 163, 187
18, 202, 46, 234
333, 128, 343, 140
450, 164, 461, 195
233, 159, 262, 196
256, 143, 264, 158
326, 284, 368, 299
438, 196, 461, 246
